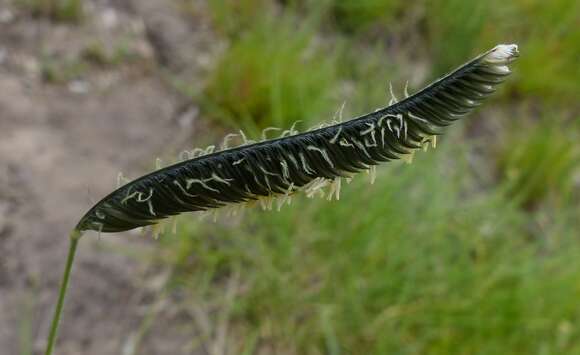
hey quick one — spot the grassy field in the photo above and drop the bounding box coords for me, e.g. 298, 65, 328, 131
156, 0, 579, 353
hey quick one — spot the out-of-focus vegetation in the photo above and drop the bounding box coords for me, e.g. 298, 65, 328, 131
202, 10, 340, 132
160, 0, 579, 353
329, 0, 404, 33
39, 39, 147, 84
496, 117, 580, 209
15, 0, 83, 23
160, 144, 580, 353
40, 53, 88, 83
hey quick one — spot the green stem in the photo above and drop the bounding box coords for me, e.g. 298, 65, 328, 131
44, 230, 82, 355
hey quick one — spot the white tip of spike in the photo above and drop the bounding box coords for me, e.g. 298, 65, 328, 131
483, 44, 519, 64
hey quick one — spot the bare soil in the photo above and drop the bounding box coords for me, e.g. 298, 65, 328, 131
0, 1, 217, 353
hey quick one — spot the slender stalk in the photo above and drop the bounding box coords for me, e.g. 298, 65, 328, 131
44, 230, 82, 355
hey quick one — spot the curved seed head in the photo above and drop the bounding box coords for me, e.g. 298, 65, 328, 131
75, 44, 519, 234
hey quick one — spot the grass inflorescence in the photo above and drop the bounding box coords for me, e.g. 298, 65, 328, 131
75, 45, 519, 234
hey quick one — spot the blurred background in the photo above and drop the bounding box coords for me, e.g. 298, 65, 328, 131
0, 0, 578, 354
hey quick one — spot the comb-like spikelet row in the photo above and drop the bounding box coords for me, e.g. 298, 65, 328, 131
76, 44, 519, 233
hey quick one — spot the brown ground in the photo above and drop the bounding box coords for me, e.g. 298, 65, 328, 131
0, 1, 218, 354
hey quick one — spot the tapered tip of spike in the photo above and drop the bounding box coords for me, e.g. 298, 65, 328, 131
483, 44, 519, 64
